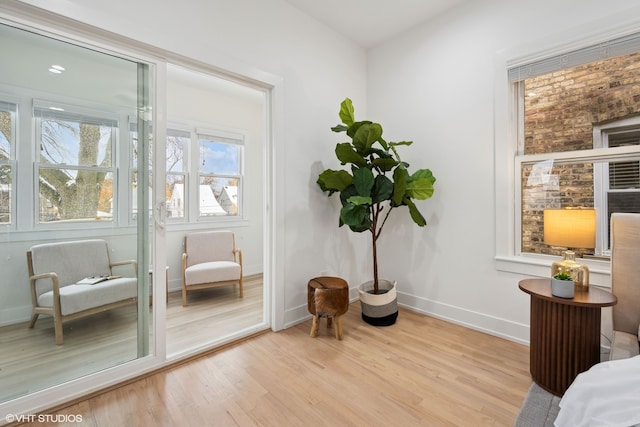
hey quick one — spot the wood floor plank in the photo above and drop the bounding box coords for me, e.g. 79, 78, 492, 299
13, 301, 531, 427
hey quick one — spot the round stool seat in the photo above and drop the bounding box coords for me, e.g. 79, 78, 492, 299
307, 276, 349, 340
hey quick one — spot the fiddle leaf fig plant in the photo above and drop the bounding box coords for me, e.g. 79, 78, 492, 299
317, 98, 436, 294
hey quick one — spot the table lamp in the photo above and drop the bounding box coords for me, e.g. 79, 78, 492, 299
543, 208, 596, 291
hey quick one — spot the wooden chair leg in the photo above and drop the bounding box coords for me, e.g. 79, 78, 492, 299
54, 317, 64, 345
334, 316, 343, 340
182, 288, 188, 307
310, 316, 319, 338
28, 313, 39, 329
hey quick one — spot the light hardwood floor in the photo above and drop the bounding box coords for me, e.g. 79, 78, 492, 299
0, 275, 264, 403
14, 303, 532, 427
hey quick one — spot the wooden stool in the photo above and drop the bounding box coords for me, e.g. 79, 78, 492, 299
307, 276, 349, 340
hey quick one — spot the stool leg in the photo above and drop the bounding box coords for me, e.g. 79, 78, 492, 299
327, 316, 333, 329
310, 316, 319, 338
334, 316, 343, 340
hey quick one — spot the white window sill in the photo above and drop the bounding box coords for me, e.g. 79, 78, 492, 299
495, 254, 611, 288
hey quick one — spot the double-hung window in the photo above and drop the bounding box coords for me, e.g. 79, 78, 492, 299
34, 101, 117, 224
0, 100, 16, 225
165, 128, 188, 219
197, 131, 243, 218
510, 33, 640, 259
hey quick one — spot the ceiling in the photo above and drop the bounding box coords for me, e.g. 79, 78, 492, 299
285, 0, 468, 48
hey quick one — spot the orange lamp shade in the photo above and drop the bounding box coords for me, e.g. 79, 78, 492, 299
543, 209, 596, 249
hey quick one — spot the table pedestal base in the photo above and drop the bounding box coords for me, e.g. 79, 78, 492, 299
529, 296, 601, 396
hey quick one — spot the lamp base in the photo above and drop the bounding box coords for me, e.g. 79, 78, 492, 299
551, 250, 589, 291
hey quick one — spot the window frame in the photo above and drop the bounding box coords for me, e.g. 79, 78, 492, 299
0, 97, 17, 228
195, 129, 244, 222
494, 27, 640, 283
165, 127, 190, 222
33, 100, 119, 228
593, 117, 640, 255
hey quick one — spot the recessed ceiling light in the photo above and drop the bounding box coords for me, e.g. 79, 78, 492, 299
49, 106, 65, 111
48, 64, 65, 74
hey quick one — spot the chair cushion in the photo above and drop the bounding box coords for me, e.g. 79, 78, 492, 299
31, 240, 111, 297
38, 277, 137, 316
610, 330, 640, 361
184, 261, 240, 286
185, 231, 235, 267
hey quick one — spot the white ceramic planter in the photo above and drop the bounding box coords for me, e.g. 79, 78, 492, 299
358, 279, 398, 326
551, 278, 575, 298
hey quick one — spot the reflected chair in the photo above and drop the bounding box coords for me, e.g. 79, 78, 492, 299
27, 239, 137, 345
609, 213, 640, 360
181, 230, 243, 307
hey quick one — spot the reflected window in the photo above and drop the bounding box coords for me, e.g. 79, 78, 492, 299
35, 102, 117, 223
0, 100, 15, 224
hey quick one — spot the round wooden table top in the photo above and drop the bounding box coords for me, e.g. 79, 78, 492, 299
519, 278, 617, 308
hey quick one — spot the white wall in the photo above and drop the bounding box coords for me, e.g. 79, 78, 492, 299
363, 0, 640, 343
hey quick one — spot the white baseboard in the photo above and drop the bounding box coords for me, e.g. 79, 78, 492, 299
397, 291, 530, 345
284, 287, 531, 346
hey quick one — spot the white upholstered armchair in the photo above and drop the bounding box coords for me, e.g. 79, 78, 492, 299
609, 213, 640, 360
181, 230, 243, 307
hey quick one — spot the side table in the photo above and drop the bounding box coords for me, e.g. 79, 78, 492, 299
519, 278, 617, 396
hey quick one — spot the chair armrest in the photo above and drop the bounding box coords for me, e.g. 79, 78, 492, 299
111, 259, 138, 276
29, 272, 61, 307
234, 248, 243, 267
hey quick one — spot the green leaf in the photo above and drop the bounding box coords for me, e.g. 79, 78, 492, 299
331, 124, 348, 133
339, 184, 358, 206
392, 166, 408, 205
373, 157, 398, 172
347, 195, 372, 206
317, 169, 353, 193
335, 143, 367, 166
406, 178, 435, 200
371, 175, 393, 203
390, 140, 413, 147
340, 203, 370, 230
411, 168, 436, 183
406, 169, 436, 200
339, 98, 355, 126
353, 167, 374, 197
352, 123, 382, 154
405, 198, 427, 227
346, 120, 371, 139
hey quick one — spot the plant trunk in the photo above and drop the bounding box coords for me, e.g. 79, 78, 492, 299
372, 229, 379, 294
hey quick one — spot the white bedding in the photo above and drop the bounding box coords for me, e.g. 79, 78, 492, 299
555, 355, 640, 427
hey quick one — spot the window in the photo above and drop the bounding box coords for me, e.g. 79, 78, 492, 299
35, 102, 117, 223
510, 33, 640, 259
197, 132, 243, 218
0, 100, 16, 224
166, 129, 188, 219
